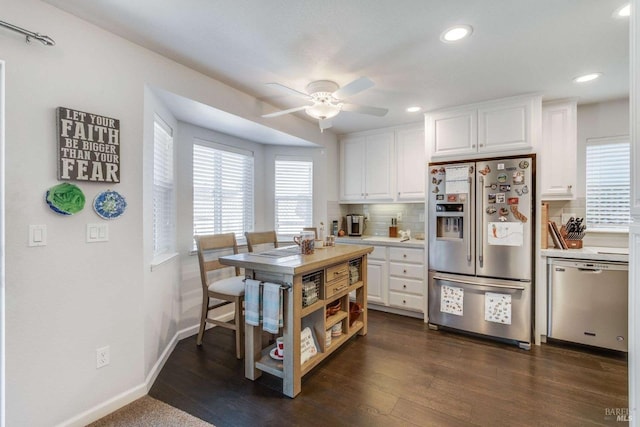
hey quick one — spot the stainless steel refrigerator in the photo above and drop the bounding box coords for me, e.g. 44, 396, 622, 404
427, 155, 535, 349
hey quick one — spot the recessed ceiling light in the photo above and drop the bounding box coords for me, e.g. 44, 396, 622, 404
406, 106, 422, 113
573, 73, 602, 83
614, 3, 631, 17
440, 25, 473, 43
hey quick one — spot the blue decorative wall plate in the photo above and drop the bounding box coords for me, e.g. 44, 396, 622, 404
93, 190, 127, 219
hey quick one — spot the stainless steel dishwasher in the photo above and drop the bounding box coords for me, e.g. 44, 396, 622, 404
548, 258, 628, 352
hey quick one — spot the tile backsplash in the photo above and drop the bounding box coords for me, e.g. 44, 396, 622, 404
332, 202, 425, 237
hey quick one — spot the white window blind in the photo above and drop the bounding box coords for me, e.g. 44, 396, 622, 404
193, 141, 254, 248
275, 159, 313, 235
153, 116, 175, 256
585, 136, 630, 230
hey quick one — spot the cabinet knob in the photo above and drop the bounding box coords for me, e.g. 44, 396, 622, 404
479, 144, 484, 147
568, 185, 573, 189
403, 300, 406, 304
403, 269, 407, 274
403, 254, 407, 258
403, 284, 407, 289
472, 144, 476, 148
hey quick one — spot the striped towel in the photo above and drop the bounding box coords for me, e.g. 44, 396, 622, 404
245, 279, 261, 326
262, 282, 283, 334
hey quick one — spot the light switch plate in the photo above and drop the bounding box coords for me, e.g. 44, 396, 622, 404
28, 225, 47, 247
87, 223, 109, 243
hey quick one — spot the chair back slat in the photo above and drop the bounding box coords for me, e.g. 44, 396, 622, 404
195, 233, 240, 289
245, 231, 279, 253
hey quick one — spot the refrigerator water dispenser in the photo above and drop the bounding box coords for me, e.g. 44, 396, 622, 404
435, 204, 464, 239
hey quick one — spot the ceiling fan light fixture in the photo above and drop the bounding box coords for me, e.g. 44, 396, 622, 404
305, 97, 343, 120
440, 25, 473, 43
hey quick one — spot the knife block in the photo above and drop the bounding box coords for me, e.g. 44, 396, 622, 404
560, 226, 584, 249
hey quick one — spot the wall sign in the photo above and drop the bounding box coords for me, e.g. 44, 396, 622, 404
57, 107, 120, 183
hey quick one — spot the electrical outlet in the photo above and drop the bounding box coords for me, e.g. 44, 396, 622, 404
96, 346, 110, 369
396, 212, 403, 222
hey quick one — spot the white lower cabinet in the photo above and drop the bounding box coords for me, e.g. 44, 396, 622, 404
388, 247, 425, 312
349, 243, 426, 315
366, 246, 388, 305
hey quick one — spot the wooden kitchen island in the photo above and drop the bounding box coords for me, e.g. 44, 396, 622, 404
219, 244, 372, 397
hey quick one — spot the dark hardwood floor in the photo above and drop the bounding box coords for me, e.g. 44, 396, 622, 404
149, 310, 628, 427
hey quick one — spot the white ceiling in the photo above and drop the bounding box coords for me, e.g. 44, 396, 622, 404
44, 0, 629, 140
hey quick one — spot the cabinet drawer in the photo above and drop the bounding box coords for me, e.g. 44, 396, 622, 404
389, 277, 423, 295
325, 277, 349, 298
389, 247, 424, 263
389, 291, 423, 311
325, 262, 349, 283
389, 262, 424, 280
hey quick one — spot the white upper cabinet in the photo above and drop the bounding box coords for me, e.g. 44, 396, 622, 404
426, 107, 477, 157
426, 94, 541, 160
539, 100, 577, 200
396, 125, 426, 201
340, 131, 394, 202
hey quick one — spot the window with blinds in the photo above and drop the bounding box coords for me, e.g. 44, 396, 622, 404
193, 140, 254, 248
585, 136, 630, 230
153, 115, 176, 256
275, 158, 313, 236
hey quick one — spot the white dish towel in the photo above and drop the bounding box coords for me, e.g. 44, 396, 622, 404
262, 282, 283, 334
245, 279, 261, 326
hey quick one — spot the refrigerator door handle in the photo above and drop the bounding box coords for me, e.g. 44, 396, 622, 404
478, 174, 484, 267
433, 275, 526, 291
467, 176, 472, 262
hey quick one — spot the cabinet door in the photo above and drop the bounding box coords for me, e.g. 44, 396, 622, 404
427, 108, 477, 157
364, 132, 395, 200
477, 97, 533, 153
540, 101, 577, 200
396, 126, 426, 201
340, 136, 366, 201
367, 259, 387, 305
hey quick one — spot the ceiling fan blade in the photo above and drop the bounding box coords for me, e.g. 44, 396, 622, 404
265, 82, 311, 100
342, 103, 388, 117
319, 118, 333, 131
332, 76, 374, 99
262, 105, 309, 118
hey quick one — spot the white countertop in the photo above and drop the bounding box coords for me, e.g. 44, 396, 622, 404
336, 235, 425, 248
541, 246, 628, 263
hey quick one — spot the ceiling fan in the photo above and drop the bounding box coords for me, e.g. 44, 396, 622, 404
262, 76, 388, 131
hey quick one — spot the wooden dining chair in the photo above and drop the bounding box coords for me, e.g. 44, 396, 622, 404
244, 230, 279, 253
195, 233, 245, 359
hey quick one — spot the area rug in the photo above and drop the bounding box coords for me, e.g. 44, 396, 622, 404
88, 395, 214, 427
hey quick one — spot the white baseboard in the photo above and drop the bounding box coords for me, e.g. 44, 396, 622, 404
56, 311, 235, 427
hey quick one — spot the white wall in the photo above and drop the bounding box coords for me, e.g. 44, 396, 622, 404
1, 0, 333, 425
